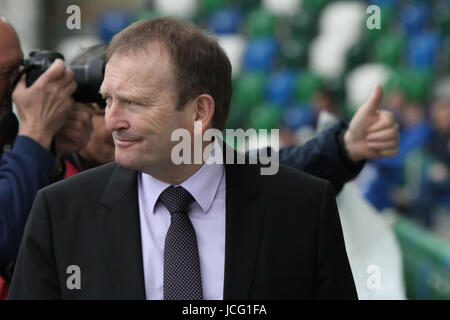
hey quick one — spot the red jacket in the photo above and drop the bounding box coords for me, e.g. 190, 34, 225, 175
0, 275, 8, 299
64, 159, 81, 178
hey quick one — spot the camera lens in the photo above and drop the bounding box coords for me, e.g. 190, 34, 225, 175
22, 50, 106, 108
70, 58, 105, 108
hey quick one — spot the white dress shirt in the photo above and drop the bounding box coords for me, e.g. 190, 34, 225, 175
137, 144, 226, 300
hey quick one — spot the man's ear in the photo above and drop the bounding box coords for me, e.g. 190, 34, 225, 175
192, 94, 215, 134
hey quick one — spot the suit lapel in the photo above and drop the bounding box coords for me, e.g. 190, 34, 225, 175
222, 147, 265, 299
97, 164, 146, 299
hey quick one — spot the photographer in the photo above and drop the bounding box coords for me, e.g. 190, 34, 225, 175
62, 45, 115, 176
0, 16, 93, 283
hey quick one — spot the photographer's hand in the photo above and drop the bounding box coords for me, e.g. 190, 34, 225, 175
13, 59, 76, 150
53, 102, 94, 156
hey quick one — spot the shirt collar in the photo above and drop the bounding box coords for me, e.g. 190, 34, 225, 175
139, 139, 224, 214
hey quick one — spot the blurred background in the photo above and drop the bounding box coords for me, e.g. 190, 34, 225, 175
0, 0, 449, 299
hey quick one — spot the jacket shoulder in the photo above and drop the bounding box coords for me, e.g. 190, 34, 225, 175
41, 162, 118, 197
261, 163, 331, 195
256, 163, 335, 221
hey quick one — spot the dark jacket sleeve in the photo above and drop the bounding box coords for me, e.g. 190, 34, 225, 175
0, 136, 54, 268
278, 121, 365, 194
315, 182, 357, 299
8, 188, 61, 299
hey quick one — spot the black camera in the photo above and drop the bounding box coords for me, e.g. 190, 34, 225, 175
23, 50, 106, 108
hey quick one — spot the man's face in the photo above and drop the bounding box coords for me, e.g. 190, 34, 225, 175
0, 22, 23, 115
431, 99, 450, 135
102, 42, 193, 174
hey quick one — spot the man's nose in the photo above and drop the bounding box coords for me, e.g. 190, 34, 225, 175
105, 100, 130, 132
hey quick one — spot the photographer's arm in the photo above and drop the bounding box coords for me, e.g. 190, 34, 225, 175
0, 136, 54, 268
0, 59, 76, 268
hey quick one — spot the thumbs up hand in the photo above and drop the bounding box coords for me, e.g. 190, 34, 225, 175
344, 85, 399, 162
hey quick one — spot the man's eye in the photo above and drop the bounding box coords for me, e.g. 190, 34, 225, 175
126, 100, 144, 108
125, 100, 138, 105
104, 97, 112, 106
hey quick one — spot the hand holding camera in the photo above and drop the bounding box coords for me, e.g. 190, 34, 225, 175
11, 50, 104, 154
13, 58, 76, 150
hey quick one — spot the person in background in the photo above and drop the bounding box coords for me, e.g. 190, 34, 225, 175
62, 45, 115, 177
363, 91, 432, 212
408, 82, 450, 228
313, 85, 340, 119
0, 16, 93, 295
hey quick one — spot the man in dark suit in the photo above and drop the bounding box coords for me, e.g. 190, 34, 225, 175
9, 17, 357, 299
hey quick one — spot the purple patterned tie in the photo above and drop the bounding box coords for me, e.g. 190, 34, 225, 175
159, 185, 203, 300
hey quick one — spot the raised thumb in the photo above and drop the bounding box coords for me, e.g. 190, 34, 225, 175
363, 85, 383, 114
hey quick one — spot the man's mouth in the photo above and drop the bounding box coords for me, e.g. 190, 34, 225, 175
114, 137, 140, 148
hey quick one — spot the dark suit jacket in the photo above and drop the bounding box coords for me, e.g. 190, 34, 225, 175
278, 121, 365, 194
9, 150, 357, 300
